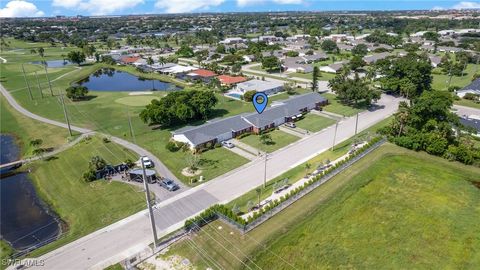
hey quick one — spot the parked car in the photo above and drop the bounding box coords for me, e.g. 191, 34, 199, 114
221, 141, 235, 148
285, 122, 296, 128
158, 178, 180, 191
140, 156, 153, 168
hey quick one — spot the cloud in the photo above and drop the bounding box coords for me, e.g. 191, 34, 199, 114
452, 1, 480, 9
237, 0, 303, 7
0, 0, 44, 17
155, 0, 224, 13
52, 0, 144, 15
431, 6, 445, 10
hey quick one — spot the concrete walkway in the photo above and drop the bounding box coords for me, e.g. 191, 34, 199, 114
279, 126, 308, 137
223, 145, 258, 160
231, 139, 264, 156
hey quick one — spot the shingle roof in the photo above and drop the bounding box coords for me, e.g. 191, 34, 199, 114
173, 93, 327, 145
191, 69, 216, 77
173, 115, 252, 146
217, 75, 247, 85
461, 78, 480, 91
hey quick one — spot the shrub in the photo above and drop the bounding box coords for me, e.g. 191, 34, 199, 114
166, 141, 180, 152
83, 169, 96, 182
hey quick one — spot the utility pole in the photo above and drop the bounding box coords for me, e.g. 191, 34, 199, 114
141, 159, 158, 249
263, 153, 268, 188
354, 112, 359, 136
44, 64, 54, 96
127, 109, 136, 144
34, 71, 44, 99
21, 64, 33, 100
59, 94, 73, 136
331, 120, 339, 151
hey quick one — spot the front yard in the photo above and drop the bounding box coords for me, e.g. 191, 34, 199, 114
295, 114, 336, 132
239, 129, 299, 153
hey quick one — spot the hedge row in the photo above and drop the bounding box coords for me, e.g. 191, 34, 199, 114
185, 136, 384, 230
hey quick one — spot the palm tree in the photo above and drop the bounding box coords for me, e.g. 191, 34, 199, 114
158, 56, 166, 66
147, 56, 154, 65
395, 101, 410, 137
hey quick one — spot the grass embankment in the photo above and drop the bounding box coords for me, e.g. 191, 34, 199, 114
295, 114, 336, 132
0, 96, 71, 157
321, 93, 366, 117
239, 129, 299, 153
168, 144, 480, 270
26, 136, 145, 256
0, 39, 250, 184
227, 117, 391, 214
1, 240, 14, 270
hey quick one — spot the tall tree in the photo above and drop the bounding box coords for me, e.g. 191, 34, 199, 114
311, 66, 319, 92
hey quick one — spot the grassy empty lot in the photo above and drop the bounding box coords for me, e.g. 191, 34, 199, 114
239, 129, 299, 153
0, 96, 73, 157
295, 114, 336, 132
321, 93, 366, 117
432, 64, 477, 91
26, 136, 145, 256
167, 144, 480, 269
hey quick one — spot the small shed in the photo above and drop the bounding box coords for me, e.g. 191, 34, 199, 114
128, 168, 157, 183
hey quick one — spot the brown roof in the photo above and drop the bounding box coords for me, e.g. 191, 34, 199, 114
121, 56, 140, 63
191, 69, 217, 77
217, 75, 247, 85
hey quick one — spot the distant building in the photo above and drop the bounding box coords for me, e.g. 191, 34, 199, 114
234, 79, 284, 96
319, 61, 349, 73
217, 75, 248, 86
185, 69, 217, 82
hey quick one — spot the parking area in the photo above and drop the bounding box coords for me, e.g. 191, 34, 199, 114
222, 140, 258, 160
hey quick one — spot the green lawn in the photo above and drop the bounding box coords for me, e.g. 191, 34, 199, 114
1, 240, 14, 270
26, 136, 145, 257
239, 129, 299, 153
455, 98, 480, 109
0, 96, 73, 157
321, 93, 366, 117
167, 144, 480, 270
288, 71, 336, 81
432, 64, 478, 91
295, 114, 336, 132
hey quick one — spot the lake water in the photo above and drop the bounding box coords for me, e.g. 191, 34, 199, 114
30, 60, 72, 68
77, 68, 182, 92
0, 134, 60, 251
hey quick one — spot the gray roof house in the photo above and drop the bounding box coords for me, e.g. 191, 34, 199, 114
456, 78, 480, 98
363, 52, 392, 65
172, 93, 328, 149
319, 61, 350, 73
234, 79, 284, 96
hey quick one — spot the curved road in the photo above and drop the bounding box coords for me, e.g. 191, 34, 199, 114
0, 83, 178, 182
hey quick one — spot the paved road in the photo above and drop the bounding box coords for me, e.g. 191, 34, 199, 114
453, 104, 480, 117
19, 93, 402, 270
0, 83, 178, 184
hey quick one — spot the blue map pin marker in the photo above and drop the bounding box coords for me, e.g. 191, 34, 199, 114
252, 92, 268, 114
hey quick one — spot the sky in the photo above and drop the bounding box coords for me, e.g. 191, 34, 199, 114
0, 0, 479, 17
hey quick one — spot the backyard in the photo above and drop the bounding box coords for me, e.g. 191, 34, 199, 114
166, 144, 480, 269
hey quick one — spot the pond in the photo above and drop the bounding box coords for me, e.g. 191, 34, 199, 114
0, 134, 60, 251
76, 68, 182, 92
30, 59, 73, 68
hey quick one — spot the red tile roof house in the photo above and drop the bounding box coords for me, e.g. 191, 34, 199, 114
217, 75, 248, 86
184, 69, 217, 83
120, 56, 141, 65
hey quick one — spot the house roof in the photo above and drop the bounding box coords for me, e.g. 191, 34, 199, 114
173, 93, 327, 146
363, 52, 392, 64
460, 116, 480, 133
173, 115, 252, 146
217, 75, 247, 85
236, 79, 284, 93
191, 69, 217, 77
460, 78, 480, 91
120, 56, 140, 63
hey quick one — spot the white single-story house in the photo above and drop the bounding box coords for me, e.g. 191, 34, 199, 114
234, 79, 284, 96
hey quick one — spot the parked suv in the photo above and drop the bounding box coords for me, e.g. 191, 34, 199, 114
139, 156, 154, 168
158, 178, 180, 191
